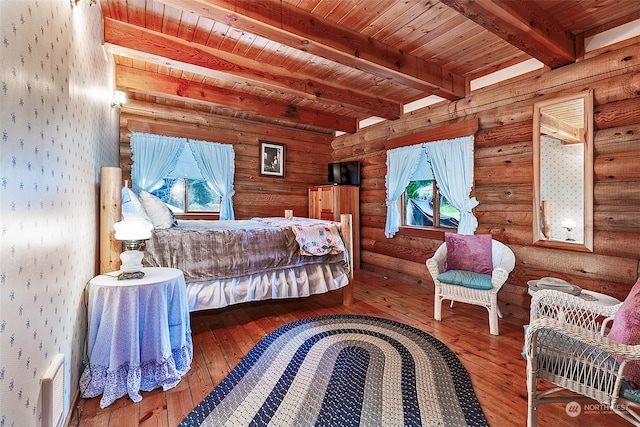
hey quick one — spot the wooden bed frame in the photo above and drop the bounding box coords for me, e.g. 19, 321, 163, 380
99, 166, 354, 305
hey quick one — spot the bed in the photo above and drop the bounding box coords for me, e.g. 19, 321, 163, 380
99, 168, 354, 311
142, 215, 354, 311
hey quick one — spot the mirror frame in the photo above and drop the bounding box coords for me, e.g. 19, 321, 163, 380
532, 90, 594, 252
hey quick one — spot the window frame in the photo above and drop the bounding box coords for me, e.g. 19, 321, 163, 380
382, 117, 479, 238
150, 176, 222, 219
175, 211, 220, 220
174, 177, 222, 217
398, 178, 459, 233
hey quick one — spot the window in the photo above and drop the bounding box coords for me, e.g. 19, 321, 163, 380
149, 145, 221, 213
384, 134, 476, 238
151, 178, 220, 213
400, 179, 459, 229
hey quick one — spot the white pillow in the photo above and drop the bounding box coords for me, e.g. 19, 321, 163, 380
139, 191, 175, 229
121, 187, 149, 219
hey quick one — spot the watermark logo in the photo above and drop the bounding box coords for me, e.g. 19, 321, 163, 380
565, 401, 626, 417
565, 401, 581, 417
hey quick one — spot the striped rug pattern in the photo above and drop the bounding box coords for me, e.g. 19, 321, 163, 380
180, 314, 488, 426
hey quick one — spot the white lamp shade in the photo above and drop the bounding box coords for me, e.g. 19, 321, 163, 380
113, 90, 127, 105
114, 216, 153, 241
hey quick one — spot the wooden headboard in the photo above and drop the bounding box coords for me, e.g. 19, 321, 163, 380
100, 166, 122, 274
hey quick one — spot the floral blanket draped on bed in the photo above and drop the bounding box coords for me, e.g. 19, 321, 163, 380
254, 217, 345, 256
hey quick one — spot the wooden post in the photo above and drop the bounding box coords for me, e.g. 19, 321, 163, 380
100, 167, 122, 274
340, 213, 354, 305
541, 200, 551, 240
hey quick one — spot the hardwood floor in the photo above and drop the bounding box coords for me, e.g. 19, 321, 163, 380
71, 270, 629, 426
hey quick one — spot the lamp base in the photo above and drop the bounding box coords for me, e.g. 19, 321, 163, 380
120, 248, 144, 273
117, 271, 145, 280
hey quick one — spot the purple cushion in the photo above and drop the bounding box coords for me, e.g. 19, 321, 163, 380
608, 278, 640, 387
445, 233, 493, 275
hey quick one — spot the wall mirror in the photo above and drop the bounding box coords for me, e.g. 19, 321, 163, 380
533, 90, 593, 252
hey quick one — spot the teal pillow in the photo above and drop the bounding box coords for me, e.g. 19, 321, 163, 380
622, 382, 640, 403
437, 270, 493, 290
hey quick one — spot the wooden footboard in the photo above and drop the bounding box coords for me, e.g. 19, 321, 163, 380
286, 211, 354, 304
340, 213, 354, 305
286, 209, 354, 305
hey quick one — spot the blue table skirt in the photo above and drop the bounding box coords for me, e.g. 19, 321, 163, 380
80, 268, 192, 408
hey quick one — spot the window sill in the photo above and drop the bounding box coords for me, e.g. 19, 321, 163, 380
397, 226, 446, 240
174, 212, 220, 220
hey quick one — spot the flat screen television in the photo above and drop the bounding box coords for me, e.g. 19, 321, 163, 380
328, 161, 361, 186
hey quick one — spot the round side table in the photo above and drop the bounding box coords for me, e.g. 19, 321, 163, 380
80, 267, 192, 408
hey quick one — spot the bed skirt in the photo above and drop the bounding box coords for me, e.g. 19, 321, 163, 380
186, 262, 349, 312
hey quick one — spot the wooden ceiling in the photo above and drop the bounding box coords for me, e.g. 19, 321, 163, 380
101, 0, 640, 135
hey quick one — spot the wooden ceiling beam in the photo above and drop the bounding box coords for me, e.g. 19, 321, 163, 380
116, 65, 357, 133
158, 0, 466, 99
104, 18, 400, 121
540, 112, 584, 143
441, 0, 575, 69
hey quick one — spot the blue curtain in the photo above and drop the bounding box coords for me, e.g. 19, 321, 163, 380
425, 136, 478, 234
130, 133, 185, 193
384, 145, 423, 237
188, 140, 236, 220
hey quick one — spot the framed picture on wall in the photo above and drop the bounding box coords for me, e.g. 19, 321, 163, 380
260, 141, 285, 177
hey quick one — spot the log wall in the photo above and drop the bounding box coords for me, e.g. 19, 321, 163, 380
118, 102, 333, 219
332, 43, 640, 320
117, 42, 640, 322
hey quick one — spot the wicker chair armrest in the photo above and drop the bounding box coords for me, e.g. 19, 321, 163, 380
526, 317, 640, 361
526, 317, 640, 421
426, 244, 447, 279
491, 267, 509, 289
426, 258, 444, 283
530, 289, 621, 331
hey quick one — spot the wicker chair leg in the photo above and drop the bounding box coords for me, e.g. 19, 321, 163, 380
488, 294, 500, 335
488, 306, 499, 335
434, 293, 443, 321
527, 402, 539, 427
526, 366, 539, 427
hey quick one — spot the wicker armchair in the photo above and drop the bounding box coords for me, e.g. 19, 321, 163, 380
426, 239, 515, 335
526, 289, 640, 426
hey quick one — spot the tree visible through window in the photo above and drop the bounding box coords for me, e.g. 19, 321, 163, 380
148, 145, 221, 213
151, 177, 220, 213
401, 179, 459, 228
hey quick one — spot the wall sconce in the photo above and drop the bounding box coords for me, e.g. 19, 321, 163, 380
111, 90, 127, 108
113, 215, 153, 279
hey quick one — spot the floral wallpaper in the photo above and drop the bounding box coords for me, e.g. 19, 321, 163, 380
540, 135, 585, 242
0, 1, 120, 426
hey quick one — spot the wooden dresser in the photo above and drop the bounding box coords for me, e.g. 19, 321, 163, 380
309, 184, 360, 269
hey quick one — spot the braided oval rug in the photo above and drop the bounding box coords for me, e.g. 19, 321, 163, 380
180, 314, 488, 426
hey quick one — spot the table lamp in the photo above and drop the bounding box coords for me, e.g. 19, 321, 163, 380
561, 218, 577, 241
113, 215, 153, 279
